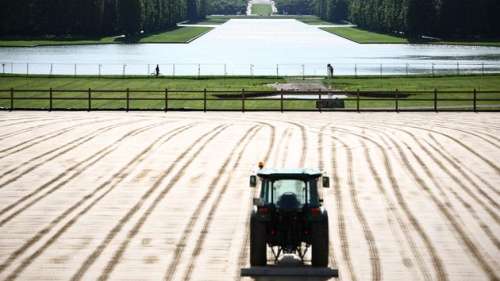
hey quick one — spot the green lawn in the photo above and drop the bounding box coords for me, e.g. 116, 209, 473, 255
0, 27, 212, 47
0, 75, 498, 110
322, 27, 500, 47
322, 27, 409, 44
325, 75, 500, 110
187, 16, 233, 25
294, 16, 339, 25
136, 27, 212, 43
251, 4, 273, 16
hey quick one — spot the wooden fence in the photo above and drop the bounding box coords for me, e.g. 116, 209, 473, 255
0, 88, 499, 112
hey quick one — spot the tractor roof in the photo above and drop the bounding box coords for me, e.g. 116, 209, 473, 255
257, 168, 322, 180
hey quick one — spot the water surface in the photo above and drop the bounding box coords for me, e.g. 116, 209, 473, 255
1, 19, 499, 75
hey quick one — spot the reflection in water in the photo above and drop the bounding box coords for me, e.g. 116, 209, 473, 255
1, 19, 500, 75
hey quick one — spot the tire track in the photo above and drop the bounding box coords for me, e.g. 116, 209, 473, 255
406, 140, 500, 251
395, 124, 500, 174
236, 122, 276, 280
428, 134, 500, 197
432, 123, 500, 147
161, 125, 259, 281
338, 128, 433, 281
392, 127, 500, 215
279, 128, 292, 167
0, 119, 145, 187
0, 117, 115, 160
330, 128, 357, 281
272, 128, 287, 167
69, 124, 229, 281
0, 125, 192, 275
352, 125, 500, 251
286, 121, 308, 167
0, 121, 167, 227
0, 124, 194, 279
332, 126, 448, 281
171, 126, 262, 281
0, 116, 100, 141
331, 135, 382, 281
318, 124, 339, 273
364, 126, 500, 281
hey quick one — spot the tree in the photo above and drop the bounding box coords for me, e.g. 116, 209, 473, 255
187, 0, 198, 21
119, 0, 144, 35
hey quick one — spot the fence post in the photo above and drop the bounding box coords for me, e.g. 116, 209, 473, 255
165, 89, 168, 112
280, 89, 284, 113
10, 88, 14, 111
242, 88, 245, 113
276, 64, 279, 78
50, 63, 53, 77
356, 89, 360, 113
74, 64, 77, 77
432, 63, 435, 77
173, 64, 176, 77
26, 63, 29, 77
434, 89, 438, 112
473, 88, 477, 112
98, 64, 102, 78
203, 88, 207, 112
88, 88, 91, 111
318, 90, 322, 113
354, 64, 357, 78
122, 64, 126, 77
126, 88, 130, 112
302, 64, 305, 80
380, 64, 383, 78
2, 63, 4, 75
198, 64, 201, 79
395, 89, 399, 112
49, 88, 53, 112
456, 62, 460, 75
224, 64, 227, 77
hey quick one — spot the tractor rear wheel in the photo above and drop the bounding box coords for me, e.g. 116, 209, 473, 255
311, 221, 329, 267
250, 217, 267, 266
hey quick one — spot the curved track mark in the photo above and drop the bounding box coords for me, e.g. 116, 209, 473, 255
162, 126, 260, 281
0, 119, 144, 187
332, 127, 448, 281
332, 136, 382, 281
179, 126, 263, 281
0, 124, 193, 278
0, 121, 166, 227
369, 128, 500, 281
0, 118, 115, 160
330, 128, 357, 281
69, 125, 229, 281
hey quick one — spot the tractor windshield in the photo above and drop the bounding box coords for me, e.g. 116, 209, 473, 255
260, 178, 319, 207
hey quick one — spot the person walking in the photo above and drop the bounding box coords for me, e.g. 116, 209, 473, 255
327, 64, 334, 79
155, 64, 160, 77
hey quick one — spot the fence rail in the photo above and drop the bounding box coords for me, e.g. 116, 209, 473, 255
1, 88, 499, 112
2, 62, 500, 77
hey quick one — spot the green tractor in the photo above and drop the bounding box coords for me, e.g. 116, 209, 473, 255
248, 168, 331, 268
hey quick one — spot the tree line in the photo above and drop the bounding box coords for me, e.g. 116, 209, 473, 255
315, 0, 500, 39
207, 0, 247, 15
0, 0, 207, 36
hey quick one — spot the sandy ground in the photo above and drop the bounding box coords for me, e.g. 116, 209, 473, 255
0, 111, 499, 281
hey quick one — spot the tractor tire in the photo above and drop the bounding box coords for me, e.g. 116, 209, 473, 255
311, 220, 329, 267
250, 216, 267, 266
